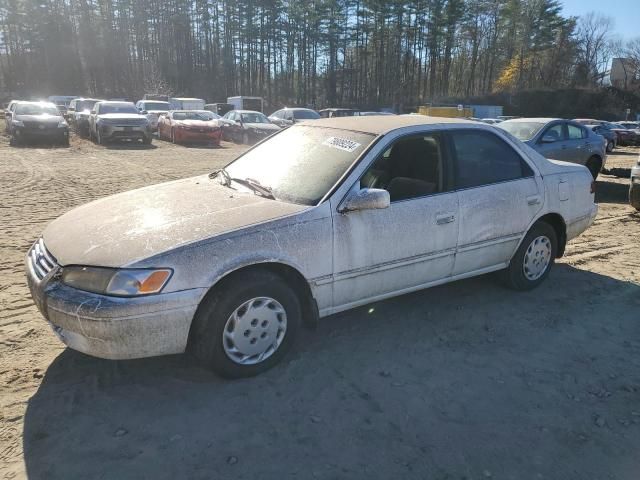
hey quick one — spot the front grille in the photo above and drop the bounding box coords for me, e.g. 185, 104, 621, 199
23, 121, 57, 130
103, 118, 146, 127
29, 238, 58, 281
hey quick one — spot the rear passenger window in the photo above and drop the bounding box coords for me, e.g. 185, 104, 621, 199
451, 130, 533, 189
568, 124, 586, 140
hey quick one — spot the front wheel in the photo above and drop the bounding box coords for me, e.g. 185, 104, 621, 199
142, 135, 152, 145
606, 140, 614, 153
630, 182, 640, 211
586, 156, 602, 180
242, 132, 250, 145
501, 221, 557, 291
189, 271, 301, 378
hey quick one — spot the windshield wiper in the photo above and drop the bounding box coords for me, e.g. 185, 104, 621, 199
209, 170, 275, 199
209, 168, 231, 186
235, 177, 276, 199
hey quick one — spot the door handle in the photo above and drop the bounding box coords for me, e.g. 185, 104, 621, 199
436, 213, 456, 225
527, 195, 542, 206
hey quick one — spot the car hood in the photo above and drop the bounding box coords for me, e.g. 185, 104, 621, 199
16, 114, 63, 124
244, 123, 280, 131
97, 113, 147, 120
174, 120, 220, 127
43, 175, 307, 268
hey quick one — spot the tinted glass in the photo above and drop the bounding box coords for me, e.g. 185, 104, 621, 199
240, 112, 269, 124
15, 104, 60, 116
498, 121, 546, 141
567, 124, 585, 140
543, 124, 564, 141
99, 103, 138, 114
451, 130, 531, 189
142, 102, 170, 111
223, 126, 374, 205
292, 109, 320, 120
173, 111, 218, 121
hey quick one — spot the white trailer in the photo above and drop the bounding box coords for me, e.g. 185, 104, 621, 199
227, 96, 264, 112
169, 97, 206, 110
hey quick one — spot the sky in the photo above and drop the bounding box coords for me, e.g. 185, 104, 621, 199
561, 0, 640, 41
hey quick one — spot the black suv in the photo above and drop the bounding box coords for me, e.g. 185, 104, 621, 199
8, 102, 70, 146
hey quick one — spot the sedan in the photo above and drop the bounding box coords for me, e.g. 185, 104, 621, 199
26, 116, 597, 378
498, 118, 607, 179
221, 110, 280, 144
158, 110, 223, 145
268, 107, 320, 127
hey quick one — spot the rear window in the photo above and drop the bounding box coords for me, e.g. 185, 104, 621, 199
293, 109, 320, 120
497, 121, 546, 141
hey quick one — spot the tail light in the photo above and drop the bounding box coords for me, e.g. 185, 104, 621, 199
590, 181, 596, 194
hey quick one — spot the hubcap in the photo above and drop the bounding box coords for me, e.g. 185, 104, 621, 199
523, 235, 552, 281
222, 297, 287, 365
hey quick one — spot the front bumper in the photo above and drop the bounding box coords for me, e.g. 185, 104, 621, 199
25, 246, 205, 360
174, 128, 222, 144
99, 124, 150, 140
14, 126, 68, 141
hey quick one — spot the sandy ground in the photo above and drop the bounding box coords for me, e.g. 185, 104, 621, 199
1, 133, 639, 480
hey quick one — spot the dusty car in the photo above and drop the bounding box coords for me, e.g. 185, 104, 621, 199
135, 99, 171, 132
268, 107, 320, 127
68, 98, 103, 136
631, 155, 640, 211
26, 116, 598, 378
157, 110, 223, 145
89, 101, 152, 145
221, 110, 280, 144
498, 118, 607, 179
8, 101, 69, 146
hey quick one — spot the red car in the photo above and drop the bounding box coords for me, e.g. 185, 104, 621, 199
158, 110, 223, 145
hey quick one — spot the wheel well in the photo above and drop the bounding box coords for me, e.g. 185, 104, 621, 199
537, 213, 567, 257
207, 263, 319, 329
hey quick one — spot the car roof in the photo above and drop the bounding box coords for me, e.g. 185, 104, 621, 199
171, 110, 211, 114
281, 107, 316, 111
96, 100, 135, 105
501, 117, 562, 124
305, 114, 478, 135
234, 110, 264, 114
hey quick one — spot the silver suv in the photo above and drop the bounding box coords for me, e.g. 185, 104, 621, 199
89, 101, 152, 145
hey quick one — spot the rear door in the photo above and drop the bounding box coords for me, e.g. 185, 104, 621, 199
565, 123, 590, 165
449, 129, 543, 275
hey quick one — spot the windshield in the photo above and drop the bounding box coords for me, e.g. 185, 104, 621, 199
223, 125, 375, 205
77, 100, 98, 112
99, 104, 138, 114
173, 111, 218, 121
142, 102, 170, 111
15, 104, 60, 116
293, 109, 320, 120
497, 121, 546, 141
241, 112, 270, 124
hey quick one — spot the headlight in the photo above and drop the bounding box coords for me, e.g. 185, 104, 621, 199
62, 267, 172, 296
13, 120, 24, 127
58, 121, 68, 128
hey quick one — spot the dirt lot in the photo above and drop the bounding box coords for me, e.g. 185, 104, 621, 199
1, 134, 639, 480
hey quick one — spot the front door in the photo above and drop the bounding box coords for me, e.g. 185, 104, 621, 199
448, 129, 543, 275
331, 132, 459, 310
537, 122, 569, 161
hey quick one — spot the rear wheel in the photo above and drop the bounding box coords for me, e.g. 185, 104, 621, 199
606, 140, 614, 153
630, 182, 640, 211
501, 221, 557, 291
96, 129, 103, 145
171, 128, 176, 144
586, 156, 602, 180
189, 271, 301, 378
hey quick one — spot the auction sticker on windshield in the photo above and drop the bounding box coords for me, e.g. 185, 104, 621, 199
323, 136, 361, 153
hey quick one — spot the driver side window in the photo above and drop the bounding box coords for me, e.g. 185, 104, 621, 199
360, 134, 444, 202
542, 123, 564, 142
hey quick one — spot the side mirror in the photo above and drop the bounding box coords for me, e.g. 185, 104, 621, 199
339, 188, 390, 213
142, 110, 148, 115
541, 135, 557, 144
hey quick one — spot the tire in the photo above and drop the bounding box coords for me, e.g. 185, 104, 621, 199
630, 182, 640, 211
189, 270, 302, 378
242, 132, 249, 145
171, 128, 176, 144
586, 156, 602, 180
60, 135, 70, 147
96, 129, 103, 145
9, 134, 19, 146
501, 221, 558, 291
142, 135, 152, 145
606, 140, 614, 153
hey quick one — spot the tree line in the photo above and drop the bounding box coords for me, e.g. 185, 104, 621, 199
0, 0, 636, 110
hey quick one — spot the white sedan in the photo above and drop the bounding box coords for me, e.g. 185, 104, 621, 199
26, 116, 597, 378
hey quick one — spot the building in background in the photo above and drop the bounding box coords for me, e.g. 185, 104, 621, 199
610, 58, 640, 91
